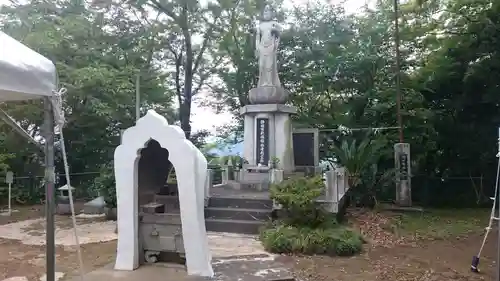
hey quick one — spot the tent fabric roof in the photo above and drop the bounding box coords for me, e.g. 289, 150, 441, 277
0, 31, 57, 101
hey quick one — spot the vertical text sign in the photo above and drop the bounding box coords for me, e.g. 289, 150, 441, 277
255, 118, 269, 165
398, 153, 409, 180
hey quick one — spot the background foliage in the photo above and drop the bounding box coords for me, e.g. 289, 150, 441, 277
0, 0, 498, 207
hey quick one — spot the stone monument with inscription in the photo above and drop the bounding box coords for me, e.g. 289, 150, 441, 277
394, 142, 411, 206
292, 128, 319, 169
240, 5, 296, 176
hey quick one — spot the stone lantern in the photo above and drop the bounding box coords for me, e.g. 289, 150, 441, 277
56, 184, 74, 215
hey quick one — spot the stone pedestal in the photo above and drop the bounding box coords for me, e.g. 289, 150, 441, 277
240, 104, 296, 172
394, 142, 411, 206
249, 85, 288, 104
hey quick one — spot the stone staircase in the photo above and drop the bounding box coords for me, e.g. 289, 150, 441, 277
205, 196, 273, 235
153, 194, 273, 235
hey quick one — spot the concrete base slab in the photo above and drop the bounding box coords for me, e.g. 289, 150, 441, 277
211, 254, 294, 281
67, 254, 294, 281
38, 272, 65, 281
2, 277, 28, 281
0, 209, 19, 216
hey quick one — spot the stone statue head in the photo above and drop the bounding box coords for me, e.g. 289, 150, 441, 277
262, 5, 273, 21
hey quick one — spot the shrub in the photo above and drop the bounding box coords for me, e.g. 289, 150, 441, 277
270, 176, 326, 227
260, 222, 363, 256
93, 162, 116, 208
265, 175, 364, 257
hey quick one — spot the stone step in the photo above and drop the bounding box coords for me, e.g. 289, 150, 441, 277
205, 218, 264, 235
140, 202, 165, 214
208, 197, 273, 210
154, 194, 179, 204
224, 181, 270, 191
240, 173, 270, 184
205, 207, 271, 221
284, 171, 305, 179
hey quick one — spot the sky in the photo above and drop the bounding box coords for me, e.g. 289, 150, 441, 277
0, 0, 371, 134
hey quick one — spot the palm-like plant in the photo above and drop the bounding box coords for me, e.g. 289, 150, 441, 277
329, 134, 388, 189
363, 164, 396, 207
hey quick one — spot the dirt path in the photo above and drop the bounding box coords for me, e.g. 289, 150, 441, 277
5, 232, 494, 281
0, 204, 117, 281
0, 238, 117, 281
0, 204, 271, 280
0, 205, 496, 281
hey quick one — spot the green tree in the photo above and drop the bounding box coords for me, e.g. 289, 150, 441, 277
130, 0, 246, 138
0, 0, 175, 188
415, 0, 500, 180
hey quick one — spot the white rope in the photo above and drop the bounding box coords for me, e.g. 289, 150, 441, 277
318, 126, 401, 134
51, 88, 86, 281
476, 142, 500, 258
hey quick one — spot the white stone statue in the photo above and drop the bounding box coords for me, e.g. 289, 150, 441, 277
256, 5, 281, 87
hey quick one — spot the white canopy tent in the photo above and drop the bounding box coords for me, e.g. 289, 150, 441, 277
0, 31, 57, 101
0, 30, 58, 281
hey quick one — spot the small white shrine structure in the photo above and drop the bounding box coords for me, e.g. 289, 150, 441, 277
113, 110, 213, 277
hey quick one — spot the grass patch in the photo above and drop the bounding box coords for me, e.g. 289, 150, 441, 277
259, 221, 364, 256
389, 208, 490, 239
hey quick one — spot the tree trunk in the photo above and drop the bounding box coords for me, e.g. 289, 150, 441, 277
179, 102, 192, 139
180, 5, 193, 139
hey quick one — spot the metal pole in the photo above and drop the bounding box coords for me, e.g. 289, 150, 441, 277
44, 97, 56, 281
497, 128, 500, 281
497, 195, 500, 281
135, 73, 140, 122
8, 183, 11, 215
394, 0, 404, 142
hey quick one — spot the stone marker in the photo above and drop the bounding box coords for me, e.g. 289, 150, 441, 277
82, 196, 106, 214
394, 142, 411, 206
292, 128, 319, 168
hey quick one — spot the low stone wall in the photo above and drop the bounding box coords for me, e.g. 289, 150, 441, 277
206, 165, 351, 216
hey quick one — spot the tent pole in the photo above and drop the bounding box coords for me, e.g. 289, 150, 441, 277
497, 195, 500, 281
498, 128, 500, 281
44, 97, 56, 281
